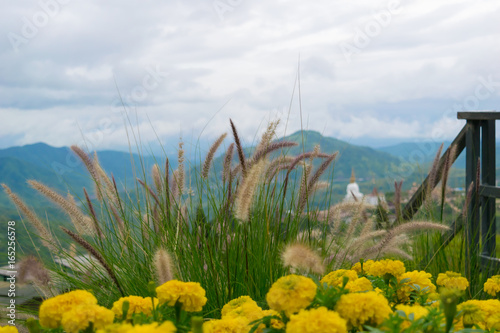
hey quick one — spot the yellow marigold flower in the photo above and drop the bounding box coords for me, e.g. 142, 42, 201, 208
456, 299, 500, 330
111, 295, 159, 319
61, 304, 114, 333
203, 317, 249, 333
484, 275, 500, 297
39, 290, 97, 328
223, 303, 263, 322
351, 260, 374, 274
123, 322, 177, 333
95, 323, 133, 333
221, 296, 259, 317
344, 277, 373, 292
0, 326, 18, 333
221, 296, 265, 332
397, 270, 436, 302
156, 280, 207, 312
395, 304, 429, 329
366, 259, 405, 278
286, 307, 347, 333
456, 302, 482, 329
266, 274, 317, 315
436, 271, 469, 291
262, 309, 285, 330
321, 270, 358, 287
335, 291, 392, 329
395, 304, 428, 319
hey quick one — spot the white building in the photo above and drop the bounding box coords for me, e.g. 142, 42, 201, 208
344, 169, 364, 202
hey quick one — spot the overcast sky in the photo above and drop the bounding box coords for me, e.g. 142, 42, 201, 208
1, 0, 499, 154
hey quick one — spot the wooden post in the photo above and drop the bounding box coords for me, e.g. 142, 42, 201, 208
465, 120, 480, 282
481, 120, 496, 259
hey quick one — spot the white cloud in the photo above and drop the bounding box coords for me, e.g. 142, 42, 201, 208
0, 0, 499, 150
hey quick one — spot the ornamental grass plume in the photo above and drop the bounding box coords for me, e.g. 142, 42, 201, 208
234, 159, 267, 222
355, 221, 449, 263
266, 274, 317, 316
436, 271, 469, 291
155, 280, 207, 312
152, 163, 163, 194
28, 180, 96, 236
60, 226, 124, 296
222, 142, 235, 183
230, 119, 247, 177
253, 119, 280, 157
202, 133, 227, 179
174, 141, 185, 200
282, 243, 325, 275
2, 184, 57, 253
83, 188, 103, 238
92, 151, 119, 205
286, 307, 347, 333
282, 150, 330, 195
484, 275, 500, 297
17, 255, 53, 298
70, 145, 99, 182
264, 156, 295, 181
297, 153, 338, 213
154, 248, 175, 285
153, 248, 174, 285
335, 291, 392, 329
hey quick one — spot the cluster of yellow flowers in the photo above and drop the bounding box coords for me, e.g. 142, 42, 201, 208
2, 261, 500, 333
39, 290, 114, 333
204, 295, 283, 332
436, 271, 470, 291
365, 259, 406, 278
484, 275, 500, 297
111, 296, 159, 319
155, 280, 207, 312
266, 274, 317, 315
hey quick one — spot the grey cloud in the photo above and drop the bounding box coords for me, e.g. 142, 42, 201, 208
1, 0, 499, 149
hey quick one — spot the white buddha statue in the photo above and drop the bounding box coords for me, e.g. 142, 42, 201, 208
344, 168, 363, 202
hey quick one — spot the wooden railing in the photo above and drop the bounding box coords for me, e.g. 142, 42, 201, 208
402, 111, 499, 281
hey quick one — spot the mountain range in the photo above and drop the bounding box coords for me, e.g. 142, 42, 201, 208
0, 130, 483, 265
0, 131, 478, 216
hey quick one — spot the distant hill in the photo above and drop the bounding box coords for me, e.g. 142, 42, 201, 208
377, 140, 500, 169
282, 130, 401, 181
199, 130, 405, 200
0, 143, 177, 211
